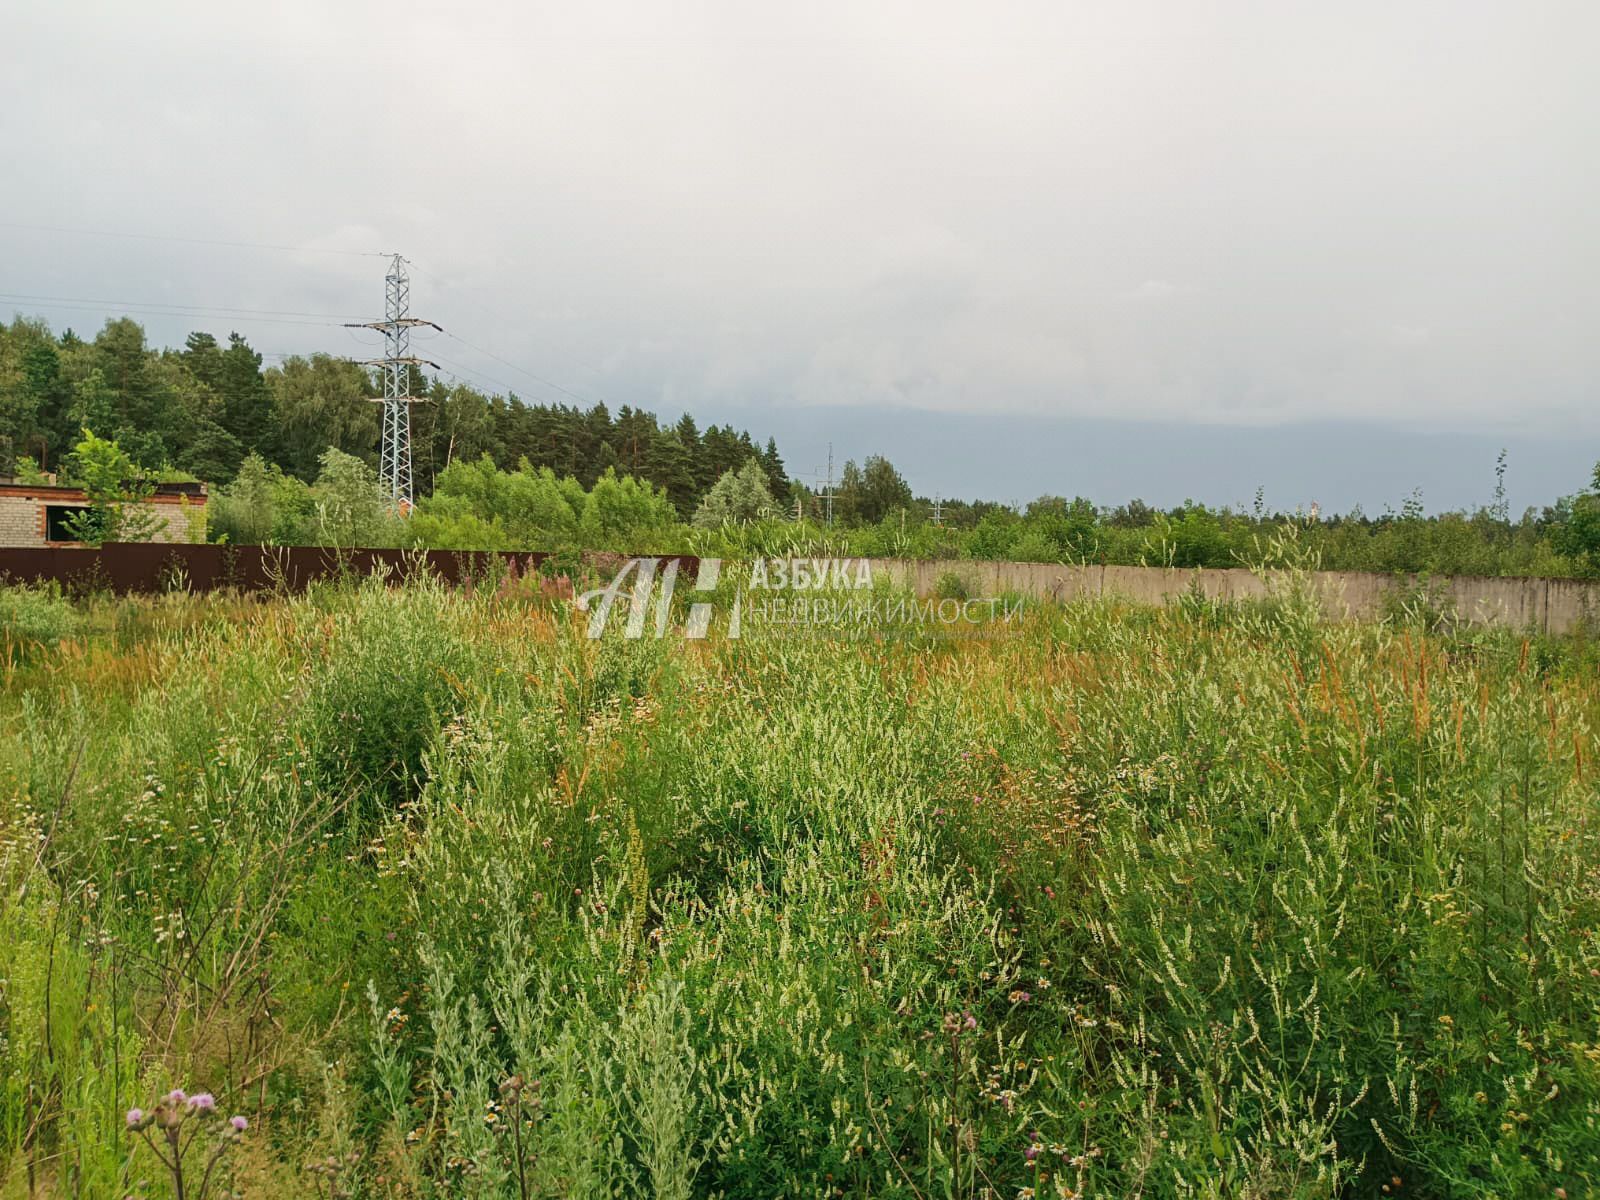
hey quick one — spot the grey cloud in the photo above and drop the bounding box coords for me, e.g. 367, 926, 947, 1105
2, 0, 1596, 504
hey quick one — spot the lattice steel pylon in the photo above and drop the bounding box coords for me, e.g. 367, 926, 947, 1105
346, 254, 441, 509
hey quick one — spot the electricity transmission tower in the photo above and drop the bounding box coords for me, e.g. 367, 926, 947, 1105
806, 443, 836, 524
346, 254, 440, 508
823, 442, 834, 525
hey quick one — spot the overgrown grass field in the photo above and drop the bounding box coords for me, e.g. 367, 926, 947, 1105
1, 573, 1597, 1198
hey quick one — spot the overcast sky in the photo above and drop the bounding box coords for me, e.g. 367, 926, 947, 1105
3, 1, 1596, 510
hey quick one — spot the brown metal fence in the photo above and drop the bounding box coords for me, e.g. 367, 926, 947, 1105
0, 542, 556, 594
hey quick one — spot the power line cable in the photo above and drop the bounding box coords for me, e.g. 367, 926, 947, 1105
402, 261, 505, 329
2, 239, 623, 413
440, 330, 602, 408
428, 352, 529, 401
0, 296, 358, 330
1, 228, 622, 412
0, 220, 389, 258
0, 291, 366, 321
407, 259, 621, 395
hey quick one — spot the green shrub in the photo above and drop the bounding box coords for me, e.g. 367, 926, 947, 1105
0, 582, 79, 658
932, 569, 971, 601
299, 578, 479, 823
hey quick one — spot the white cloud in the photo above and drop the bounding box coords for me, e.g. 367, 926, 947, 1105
1, 0, 1596, 437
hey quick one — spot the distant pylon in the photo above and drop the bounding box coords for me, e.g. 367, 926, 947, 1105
346, 254, 440, 508
825, 442, 834, 525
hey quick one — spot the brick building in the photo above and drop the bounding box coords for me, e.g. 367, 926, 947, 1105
0, 480, 207, 547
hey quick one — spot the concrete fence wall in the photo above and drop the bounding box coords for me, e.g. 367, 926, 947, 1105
869, 559, 1600, 636
4, 543, 1598, 635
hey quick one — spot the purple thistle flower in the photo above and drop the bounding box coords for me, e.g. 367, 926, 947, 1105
187, 1093, 215, 1112
125, 1108, 144, 1128
166, 1088, 187, 1105
230, 1115, 248, 1132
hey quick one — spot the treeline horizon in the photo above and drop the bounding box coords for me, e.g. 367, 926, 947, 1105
4, 314, 1600, 577
0, 315, 790, 520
